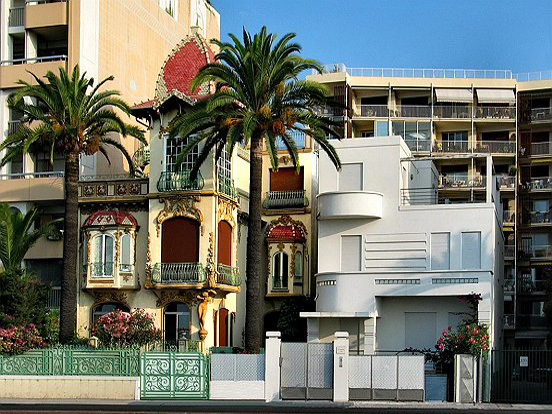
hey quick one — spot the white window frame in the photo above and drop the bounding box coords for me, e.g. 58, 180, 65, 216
163, 134, 199, 173
119, 232, 133, 273
294, 251, 303, 279
92, 233, 114, 277
340, 235, 363, 272
272, 251, 289, 290
430, 232, 450, 271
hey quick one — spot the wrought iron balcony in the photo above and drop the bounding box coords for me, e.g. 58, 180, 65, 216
157, 170, 204, 192
521, 244, 552, 260
503, 210, 515, 225
474, 140, 516, 154
7, 120, 21, 135
524, 177, 552, 191
439, 173, 485, 188
218, 175, 238, 198
47, 286, 61, 309
433, 105, 471, 119
475, 106, 516, 119
8, 7, 24, 27
529, 107, 551, 122
525, 210, 552, 225
393, 105, 431, 118
503, 279, 515, 293
356, 105, 389, 118
503, 314, 515, 329
263, 189, 308, 209
151, 262, 205, 284
504, 245, 515, 259
530, 142, 552, 156
216, 264, 241, 286
432, 141, 470, 153
499, 175, 515, 189
516, 314, 547, 328
88, 262, 114, 278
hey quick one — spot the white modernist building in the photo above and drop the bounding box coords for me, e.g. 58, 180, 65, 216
302, 136, 503, 354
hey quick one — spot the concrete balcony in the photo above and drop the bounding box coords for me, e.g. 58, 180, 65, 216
433, 105, 471, 119
475, 106, 516, 119
529, 107, 552, 123
79, 177, 149, 202
0, 56, 68, 89
523, 176, 552, 191
355, 105, 389, 118
0, 172, 64, 202
504, 245, 515, 260
25, 237, 63, 260
439, 173, 485, 189
474, 140, 516, 154
8, 7, 24, 28
25, 1, 68, 29
499, 175, 515, 190
393, 105, 431, 118
528, 142, 552, 157
432, 140, 469, 153
318, 191, 383, 220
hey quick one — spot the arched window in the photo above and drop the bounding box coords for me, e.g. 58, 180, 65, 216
120, 233, 133, 272
93, 234, 114, 277
217, 221, 232, 266
164, 302, 191, 343
294, 251, 303, 279
161, 217, 200, 263
92, 302, 129, 329
272, 251, 289, 290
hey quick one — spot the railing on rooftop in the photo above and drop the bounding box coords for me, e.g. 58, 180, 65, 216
400, 187, 486, 205
151, 262, 205, 284
530, 107, 552, 122
433, 105, 471, 119
474, 140, 516, 154
0, 55, 68, 66
514, 71, 552, 82
8, 7, 24, 27
0, 171, 64, 180
475, 106, 516, 119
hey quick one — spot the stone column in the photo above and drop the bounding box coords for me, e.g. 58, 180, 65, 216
363, 317, 377, 355
264, 331, 281, 402
333, 331, 349, 402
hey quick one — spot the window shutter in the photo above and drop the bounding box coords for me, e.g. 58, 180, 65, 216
431, 233, 450, 270
462, 232, 481, 270
341, 235, 362, 271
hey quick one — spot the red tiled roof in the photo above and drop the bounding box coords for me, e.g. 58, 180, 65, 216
267, 225, 306, 241
131, 99, 158, 110
84, 210, 138, 228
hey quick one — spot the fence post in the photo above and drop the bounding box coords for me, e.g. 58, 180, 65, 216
333, 331, 349, 402
265, 331, 281, 402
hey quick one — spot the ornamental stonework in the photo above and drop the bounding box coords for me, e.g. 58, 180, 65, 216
155, 196, 203, 237
218, 198, 236, 228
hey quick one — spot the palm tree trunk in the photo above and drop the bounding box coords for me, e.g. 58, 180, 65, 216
245, 133, 264, 352
59, 153, 79, 343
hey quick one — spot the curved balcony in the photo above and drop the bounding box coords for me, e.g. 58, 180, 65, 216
157, 170, 204, 192
216, 264, 241, 286
318, 191, 383, 220
151, 262, 205, 284
263, 190, 308, 209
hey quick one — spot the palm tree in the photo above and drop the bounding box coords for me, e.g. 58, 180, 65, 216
0, 203, 56, 273
0, 66, 145, 343
170, 27, 342, 352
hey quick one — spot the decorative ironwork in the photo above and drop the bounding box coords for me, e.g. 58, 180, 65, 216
157, 170, 204, 192
156, 196, 203, 237
140, 352, 210, 399
263, 190, 309, 209
216, 264, 241, 286
217, 175, 238, 199
88, 262, 115, 278
79, 178, 148, 199
151, 262, 205, 284
0, 348, 139, 376
206, 233, 216, 288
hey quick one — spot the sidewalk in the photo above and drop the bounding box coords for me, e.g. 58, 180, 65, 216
1, 399, 552, 414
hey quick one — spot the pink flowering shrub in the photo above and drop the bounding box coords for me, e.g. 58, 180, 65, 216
435, 322, 490, 366
93, 308, 162, 348
0, 324, 46, 355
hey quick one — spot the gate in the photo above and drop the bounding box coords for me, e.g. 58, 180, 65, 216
491, 350, 552, 404
280, 342, 333, 400
140, 352, 209, 399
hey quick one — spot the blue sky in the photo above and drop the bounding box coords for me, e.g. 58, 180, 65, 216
213, 0, 552, 74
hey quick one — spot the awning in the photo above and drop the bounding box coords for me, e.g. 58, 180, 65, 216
476, 88, 515, 104
434, 88, 473, 103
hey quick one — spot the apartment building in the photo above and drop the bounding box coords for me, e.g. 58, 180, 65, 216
301, 136, 503, 353
308, 66, 552, 348
0, 0, 219, 307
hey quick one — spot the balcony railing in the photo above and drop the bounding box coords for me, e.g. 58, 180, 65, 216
47, 286, 61, 309
503, 314, 515, 329
88, 262, 114, 278
26, 0, 67, 3
0, 171, 65, 180
356, 105, 388, 118
504, 245, 515, 259
503, 210, 515, 224
475, 106, 516, 119
157, 170, 204, 192
216, 264, 241, 286
474, 140, 516, 154
530, 107, 552, 122
333, 66, 513, 79
499, 175, 515, 189
394, 105, 431, 118
0, 55, 68, 66
521, 245, 552, 260
439, 173, 485, 188
504, 279, 515, 292
7, 120, 21, 135
433, 141, 469, 153
314, 105, 344, 117
515, 71, 552, 82
263, 189, 308, 209
400, 187, 486, 205
530, 142, 552, 156
516, 314, 547, 328
525, 210, 552, 225
8, 7, 24, 27
151, 262, 205, 284
218, 175, 238, 198
275, 131, 306, 150
433, 105, 471, 119
403, 139, 431, 152
524, 176, 552, 191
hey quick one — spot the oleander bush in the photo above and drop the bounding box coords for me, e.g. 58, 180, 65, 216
93, 308, 162, 348
0, 323, 46, 355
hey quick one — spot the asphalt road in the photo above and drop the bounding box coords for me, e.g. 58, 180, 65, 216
1, 400, 552, 414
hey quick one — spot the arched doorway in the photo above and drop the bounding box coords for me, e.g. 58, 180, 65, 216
164, 302, 191, 343
217, 221, 232, 266
161, 217, 200, 263
91, 302, 130, 330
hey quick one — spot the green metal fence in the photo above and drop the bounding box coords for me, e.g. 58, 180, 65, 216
140, 352, 210, 399
0, 348, 140, 376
